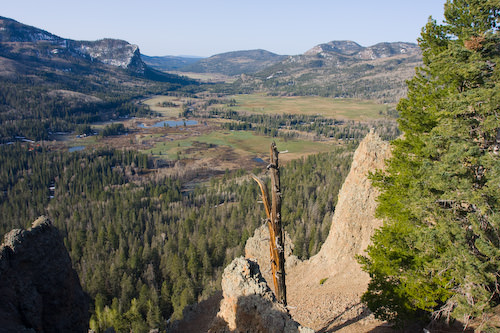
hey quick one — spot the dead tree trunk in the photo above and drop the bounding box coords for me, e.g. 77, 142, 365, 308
251, 142, 287, 306
269, 142, 286, 305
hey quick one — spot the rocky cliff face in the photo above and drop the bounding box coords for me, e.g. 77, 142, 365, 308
304, 40, 420, 60
0, 16, 146, 73
309, 129, 391, 271
214, 131, 392, 332
0, 216, 89, 332
243, 130, 390, 281
244, 224, 299, 289
287, 130, 391, 331
77, 39, 146, 73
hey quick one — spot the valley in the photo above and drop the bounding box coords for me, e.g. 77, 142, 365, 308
55, 92, 398, 185
0, 14, 413, 333
2, 1, 499, 331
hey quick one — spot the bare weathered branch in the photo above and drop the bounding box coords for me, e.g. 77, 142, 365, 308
251, 143, 287, 306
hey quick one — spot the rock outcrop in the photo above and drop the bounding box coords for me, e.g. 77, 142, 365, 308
309, 129, 391, 271
244, 224, 299, 287
199, 131, 393, 332
223, 130, 392, 332
285, 130, 391, 331
78, 39, 146, 73
210, 257, 313, 333
0, 16, 147, 73
0, 216, 89, 332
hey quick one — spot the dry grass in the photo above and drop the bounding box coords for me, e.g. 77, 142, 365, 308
230, 94, 391, 120
140, 96, 186, 117
141, 129, 336, 162
168, 71, 237, 83
61, 93, 380, 177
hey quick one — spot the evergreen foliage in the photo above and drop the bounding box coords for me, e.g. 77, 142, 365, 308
0, 142, 354, 330
0, 78, 154, 142
101, 123, 128, 137
358, 0, 500, 327
206, 109, 400, 142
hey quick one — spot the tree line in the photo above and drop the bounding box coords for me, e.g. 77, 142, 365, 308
206, 109, 400, 142
0, 79, 154, 142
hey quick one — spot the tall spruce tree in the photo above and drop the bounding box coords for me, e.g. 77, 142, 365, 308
358, 0, 500, 327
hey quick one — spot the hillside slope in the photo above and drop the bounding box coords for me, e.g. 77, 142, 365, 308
179, 49, 287, 76
232, 41, 422, 102
1, 15, 176, 78
0, 16, 196, 84
0, 16, 197, 141
142, 54, 204, 71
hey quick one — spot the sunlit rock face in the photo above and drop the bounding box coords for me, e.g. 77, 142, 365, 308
0, 16, 147, 73
78, 39, 146, 73
210, 257, 313, 333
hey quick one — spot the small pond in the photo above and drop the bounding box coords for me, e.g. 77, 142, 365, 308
253, 157, 266, 164
138, 120, 198, 128
68, 146, 85, 152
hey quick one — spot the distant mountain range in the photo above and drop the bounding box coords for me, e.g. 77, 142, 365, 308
141, 55, 204, 72
0, 16, 193, 85
1, 15, 422, 104
234, 40, 422, 102
177, 49, 287, 76
143, 41, 422, 102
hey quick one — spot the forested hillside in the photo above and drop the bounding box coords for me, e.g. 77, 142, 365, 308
0, 16, 199, 142
177, 49, 287, 76
226, 41, 422, 103
0, 142, 355, 331
359, 0, 500, 329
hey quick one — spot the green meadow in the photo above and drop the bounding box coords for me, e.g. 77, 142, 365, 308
142, 130, 335, 160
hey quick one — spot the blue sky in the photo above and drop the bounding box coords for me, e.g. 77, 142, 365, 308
3, 0, 446, 57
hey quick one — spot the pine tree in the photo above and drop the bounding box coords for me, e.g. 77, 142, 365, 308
358, 0, 500, 327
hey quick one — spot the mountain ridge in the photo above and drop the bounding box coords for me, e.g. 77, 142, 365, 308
1, 15, 421, 102
0, 16, 198, 141
0, 16, 189, 79
230, 40, 421, 102
304, 40, 419, 59
142, 54, 204, 71
144, 40, 420, 81
176, 49, 287, 76
141, 39, 422, 102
